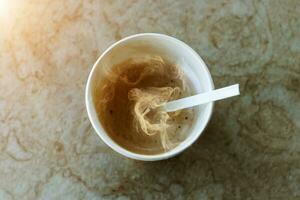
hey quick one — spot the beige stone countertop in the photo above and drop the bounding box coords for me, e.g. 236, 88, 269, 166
0, 0, 299, 199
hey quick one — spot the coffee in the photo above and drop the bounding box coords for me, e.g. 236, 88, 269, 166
92, 56, 194, 155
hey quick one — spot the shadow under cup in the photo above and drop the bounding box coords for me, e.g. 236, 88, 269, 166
85, 33, 214, 161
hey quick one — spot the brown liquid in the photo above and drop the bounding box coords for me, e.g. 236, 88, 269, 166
92, 57, 194, 155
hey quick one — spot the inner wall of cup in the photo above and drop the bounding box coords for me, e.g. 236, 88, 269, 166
91, 35, 213, 156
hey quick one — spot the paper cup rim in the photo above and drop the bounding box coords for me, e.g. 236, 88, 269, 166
85, 33, 214, 161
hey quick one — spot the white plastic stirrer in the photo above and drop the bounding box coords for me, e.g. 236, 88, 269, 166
164, 84, 240, 112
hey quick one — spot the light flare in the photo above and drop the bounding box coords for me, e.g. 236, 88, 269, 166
0, 0, 11, 18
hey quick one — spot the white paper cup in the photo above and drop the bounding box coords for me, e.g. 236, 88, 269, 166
85, 33, 214, 161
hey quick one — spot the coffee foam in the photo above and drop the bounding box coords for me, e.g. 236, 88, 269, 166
93, 56, 194, 154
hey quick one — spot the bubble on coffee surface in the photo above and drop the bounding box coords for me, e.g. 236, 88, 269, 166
93, 56, 194, 154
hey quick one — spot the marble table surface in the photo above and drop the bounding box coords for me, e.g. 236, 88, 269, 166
0, 0, 299, 199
